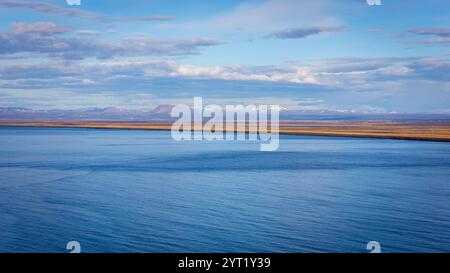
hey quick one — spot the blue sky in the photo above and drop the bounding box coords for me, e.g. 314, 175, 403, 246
0, 0, 449, 112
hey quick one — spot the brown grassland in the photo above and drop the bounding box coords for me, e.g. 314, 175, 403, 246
1, 120, 450, 142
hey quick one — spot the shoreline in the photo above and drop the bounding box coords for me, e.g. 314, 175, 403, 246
1, 121, 450, 143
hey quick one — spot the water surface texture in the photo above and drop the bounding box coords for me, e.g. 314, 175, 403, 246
0, 127, 449, 252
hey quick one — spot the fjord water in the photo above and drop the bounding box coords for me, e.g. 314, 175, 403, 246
0, 127, 449, 253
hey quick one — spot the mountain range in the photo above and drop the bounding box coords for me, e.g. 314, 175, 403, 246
1, 106, 450, 122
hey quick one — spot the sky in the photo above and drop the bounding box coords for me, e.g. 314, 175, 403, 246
0, 0, 449, 112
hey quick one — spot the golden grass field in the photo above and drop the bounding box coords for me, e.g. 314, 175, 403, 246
1, 120, 450, 142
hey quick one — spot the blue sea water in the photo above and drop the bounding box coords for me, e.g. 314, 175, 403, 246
0, 126, 449, 253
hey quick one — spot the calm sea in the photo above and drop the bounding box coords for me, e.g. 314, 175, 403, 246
0, 127, 449, 253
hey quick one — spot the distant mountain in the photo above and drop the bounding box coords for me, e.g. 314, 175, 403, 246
152, 104, 175, 114
0, 106, 175, 121
279, 109, 450, 121
1, 106, 450, 121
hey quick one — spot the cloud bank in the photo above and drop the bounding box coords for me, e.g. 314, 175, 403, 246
0, 22, 221, 59
266, 26, 343, 39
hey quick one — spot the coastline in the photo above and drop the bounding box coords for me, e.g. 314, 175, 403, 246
1, 120, 450, 142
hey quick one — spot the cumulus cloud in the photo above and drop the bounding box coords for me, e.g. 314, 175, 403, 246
0, 0, 176, 24
75, 29, 101, 36
1, 57, 449, 112
163, 63, 318, 84
407, 28, 450, 45
413, 37, 450, 44
0, 60, 318, 87
0, 22, 221, 59
11, 21, 72, 36
1, 56, 448, 90
408, 28, 450, 37
104, 16, 177, 23
265, 26, 343, 39
0, 0, 97, 18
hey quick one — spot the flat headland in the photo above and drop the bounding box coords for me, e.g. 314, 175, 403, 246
1, 120, 450, 142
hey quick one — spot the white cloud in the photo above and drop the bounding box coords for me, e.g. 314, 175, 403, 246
0, 22, 222, 59
2, 56, 449, 90
82, 79, 95, 85
184, 0, 342, 33
163, 63, 319, 84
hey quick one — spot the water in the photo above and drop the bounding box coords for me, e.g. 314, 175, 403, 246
0, 127, 449, 253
